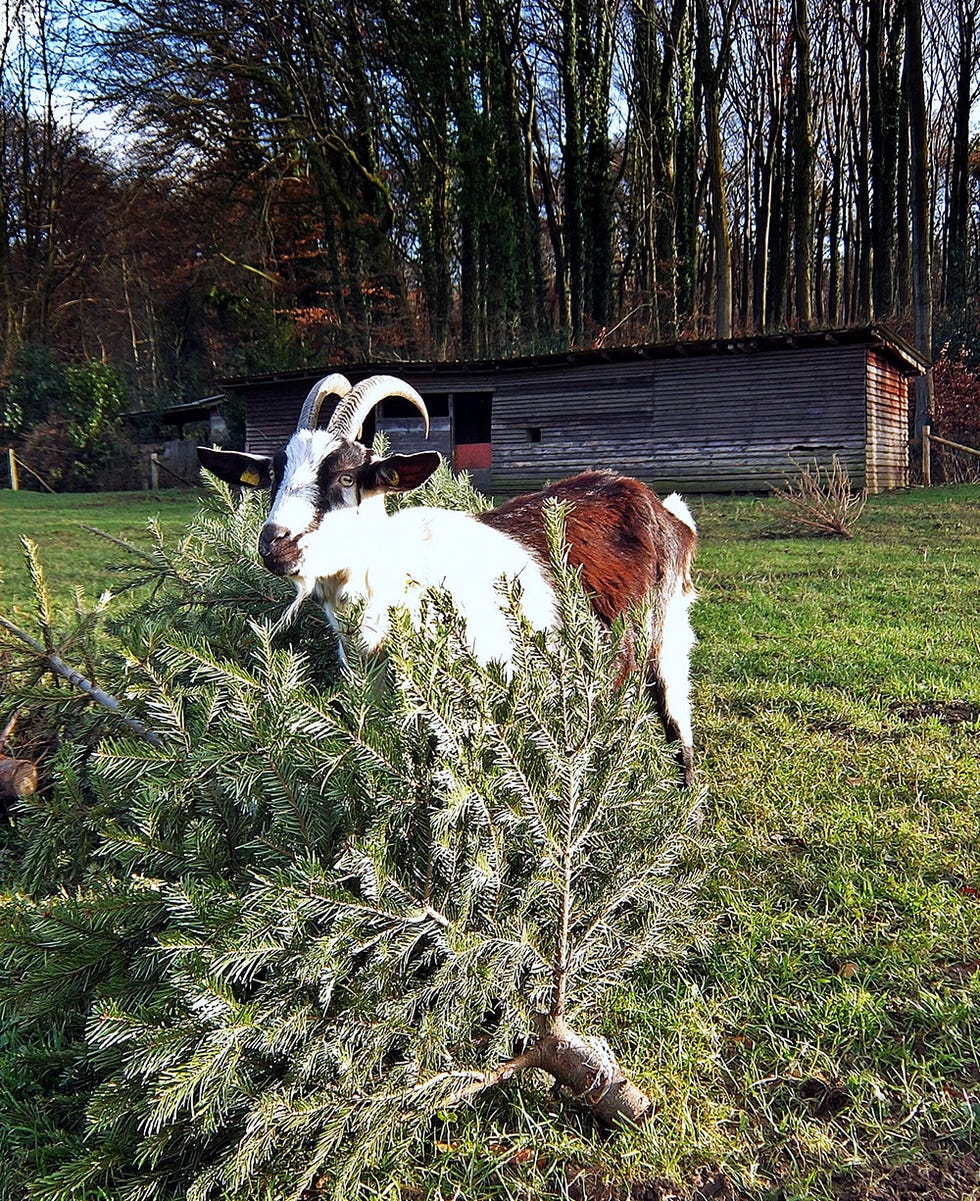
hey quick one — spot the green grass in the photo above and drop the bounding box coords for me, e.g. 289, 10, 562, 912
0, 489, 203, 618
670, 485, 980, 1196
1, 483, 978, 1198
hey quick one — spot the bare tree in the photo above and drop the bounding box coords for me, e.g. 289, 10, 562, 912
905, 0, 934, 440
0, 0, 116, 378
932, 0, 980, 307
693, 0, 735, 336
791, 0, 814, 326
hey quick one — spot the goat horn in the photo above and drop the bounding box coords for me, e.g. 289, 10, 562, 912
296, 373, 354, 431
326, 374, 430, 441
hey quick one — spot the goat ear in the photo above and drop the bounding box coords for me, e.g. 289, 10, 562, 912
198, 447, 273, 488
362, 451, 442, 493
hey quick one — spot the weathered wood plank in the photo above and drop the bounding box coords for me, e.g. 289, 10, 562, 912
234, 334, 917, 495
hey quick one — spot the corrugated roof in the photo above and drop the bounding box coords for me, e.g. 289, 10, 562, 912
220, 325, 928, 389
160, 396, 225, 423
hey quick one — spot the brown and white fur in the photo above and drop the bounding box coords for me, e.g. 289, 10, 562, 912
199, 374, 698, 785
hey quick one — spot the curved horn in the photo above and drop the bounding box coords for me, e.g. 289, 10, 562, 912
296, 372, 354, 431
326, 374, 430, 441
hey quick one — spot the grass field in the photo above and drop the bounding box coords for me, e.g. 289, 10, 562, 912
682, 485, 980, 1197
1, 483, 978, 1199
0, 489, 204, 617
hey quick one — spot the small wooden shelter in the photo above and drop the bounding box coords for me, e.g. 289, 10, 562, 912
221, 325, 926, 495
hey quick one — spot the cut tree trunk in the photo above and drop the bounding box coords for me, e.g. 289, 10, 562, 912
530, 1014, 654, 1127
0, 756, 38, 797
448, 1014, 654, 1127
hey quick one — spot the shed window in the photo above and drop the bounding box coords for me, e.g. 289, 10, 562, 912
380, 393, 449, 420
528, 427, 542, 443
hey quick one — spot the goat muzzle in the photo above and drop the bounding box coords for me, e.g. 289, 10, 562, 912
258, 524, 302, 576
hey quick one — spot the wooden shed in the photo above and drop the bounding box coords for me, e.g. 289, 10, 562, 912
222, 325, 926, 495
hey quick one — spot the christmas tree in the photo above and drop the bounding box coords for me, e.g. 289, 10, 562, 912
0, 467, 704, 1200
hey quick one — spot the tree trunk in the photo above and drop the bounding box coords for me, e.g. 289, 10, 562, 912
628, 0, 663, 338
531, 1014, 654, 1127
944, 0, 975, 308
827, 148, 843, 325
453, 0, 482, 356
869, 0, 905, 318
674, 5, 698, 325
694, 0, 733, 338
905, 0, 933, 447
492, 1, 545, 348
752, 124, 778, 331
792, 0, 813, 327
582, 0, 614, 330
895, 105, 911, 312
459, 1014, 654, 1127
533, 115, 568, 330
853, 5, 872, 320
766, 138, 789, 328
0, 756, 38, 797
562, 0, 586, 339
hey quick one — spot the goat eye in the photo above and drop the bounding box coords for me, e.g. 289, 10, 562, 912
339, 473, 355, 488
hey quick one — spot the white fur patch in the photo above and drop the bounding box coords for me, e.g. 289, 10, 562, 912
266, 430, 345, 536
295, 504, 556, 666
656, 582, 697, 749
662, 492, 696, 532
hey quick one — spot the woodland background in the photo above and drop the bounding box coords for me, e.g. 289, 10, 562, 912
1, 0, 979, 482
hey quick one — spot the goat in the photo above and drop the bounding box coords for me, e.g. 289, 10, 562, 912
198, 374, 698, 785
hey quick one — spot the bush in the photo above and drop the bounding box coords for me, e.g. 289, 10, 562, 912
16, 418, 79, 489
62, 360, 127, 450
0, 344, 72, 437
18, 417, 143, 492
0, 478, 704, 1200
11, 356, 140, 492
932, 350, 980, 483
771, 455, 868, 538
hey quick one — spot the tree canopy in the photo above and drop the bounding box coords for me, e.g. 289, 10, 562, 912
1, 0, 979, 418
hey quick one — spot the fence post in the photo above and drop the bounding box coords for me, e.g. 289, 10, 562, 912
921, 425, 931, 487
150, 452, 160, 491
7, 448, 18, 490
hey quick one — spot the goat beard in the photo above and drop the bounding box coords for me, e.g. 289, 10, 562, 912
273, 574, 315, 633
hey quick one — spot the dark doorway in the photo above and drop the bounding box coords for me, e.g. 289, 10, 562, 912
453, 392, 492, 471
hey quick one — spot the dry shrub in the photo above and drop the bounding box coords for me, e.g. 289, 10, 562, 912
772, 455, 867, 538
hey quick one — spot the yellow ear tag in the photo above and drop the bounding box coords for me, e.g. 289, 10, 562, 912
240, 469, 261, 486
388, 470, 400, 486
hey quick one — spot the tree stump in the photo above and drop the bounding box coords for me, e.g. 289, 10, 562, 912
0, 756, 38, 798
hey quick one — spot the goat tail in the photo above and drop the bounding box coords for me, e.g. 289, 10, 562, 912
661, 492, 696, 533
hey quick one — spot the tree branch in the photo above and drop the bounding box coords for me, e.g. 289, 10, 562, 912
0, 613, 164, 748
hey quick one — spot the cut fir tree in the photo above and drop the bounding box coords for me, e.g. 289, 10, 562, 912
0, 473, 705, 1201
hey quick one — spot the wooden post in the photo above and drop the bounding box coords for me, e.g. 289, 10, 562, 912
0, 756, 37, 797
921, 424, 931, 487
7, 448, 18, 490
150, 452, 160, 491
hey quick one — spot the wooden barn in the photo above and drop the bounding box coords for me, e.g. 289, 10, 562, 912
221, 325, 926, 495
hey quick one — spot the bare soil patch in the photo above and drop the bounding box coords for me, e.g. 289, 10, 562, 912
567, 1156, 980, 1201
891, 700, 980, 726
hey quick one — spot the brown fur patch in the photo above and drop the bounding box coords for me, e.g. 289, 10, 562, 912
478, 472, 697, 627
